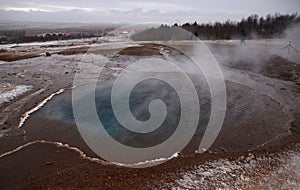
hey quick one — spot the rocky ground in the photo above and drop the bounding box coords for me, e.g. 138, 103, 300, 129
0, 38, 300, 189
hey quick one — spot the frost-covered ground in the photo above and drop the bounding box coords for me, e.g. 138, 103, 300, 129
0, 36, 132, 50
165, 146, 300, 189
0, 83, 32, 105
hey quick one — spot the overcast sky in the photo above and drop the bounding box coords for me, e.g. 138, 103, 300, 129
0, 0, 299, 24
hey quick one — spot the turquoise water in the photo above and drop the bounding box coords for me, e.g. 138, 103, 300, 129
35, 79, 212, 148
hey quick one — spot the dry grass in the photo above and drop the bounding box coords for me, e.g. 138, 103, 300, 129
56, 47, 89, 55
119, 43, 174, 56
0, 50, 39, 62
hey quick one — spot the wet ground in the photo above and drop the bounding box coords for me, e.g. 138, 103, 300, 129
0, 38, 300, 189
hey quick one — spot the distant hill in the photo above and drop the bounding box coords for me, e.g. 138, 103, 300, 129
132, 13, 300, 41
0, 21, 124, 44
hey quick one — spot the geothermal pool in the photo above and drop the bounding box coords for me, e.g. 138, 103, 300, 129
31, 72, 289, 158
0, 40, 299, 189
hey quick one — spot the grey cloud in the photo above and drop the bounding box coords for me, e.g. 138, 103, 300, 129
0, 0, 299, 23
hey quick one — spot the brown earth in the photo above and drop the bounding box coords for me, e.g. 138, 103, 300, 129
0, 41, 300, 189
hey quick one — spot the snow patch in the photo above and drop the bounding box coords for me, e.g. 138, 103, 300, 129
0, 84, 32, 105
159, 47, 169, 58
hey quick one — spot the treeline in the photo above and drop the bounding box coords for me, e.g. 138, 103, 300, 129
131, 26, 191, 41
132, 13, 300, 41
0, 32, 102, 44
